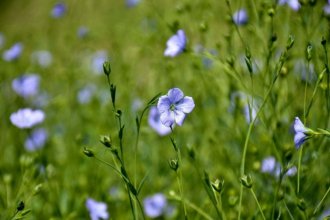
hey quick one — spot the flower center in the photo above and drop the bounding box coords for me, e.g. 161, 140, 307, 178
170, 103, 176, 111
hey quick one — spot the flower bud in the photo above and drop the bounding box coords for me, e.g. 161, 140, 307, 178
321, 37, 326, 46
169, 159, 179, 171
268, 8, 275, 17
212, 178, 224, 193
103, 61, 111, 77
286, 35, 294, 50
100, 135, 112, 148
240, 174, 253, 188
33, 184, 43, 195
83, 147, 94, 157
297, 198, 306, 211
306, 43, 312, 61
17, 201, 25, 211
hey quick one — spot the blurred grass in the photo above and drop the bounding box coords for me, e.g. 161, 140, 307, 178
1, 0, 330, 219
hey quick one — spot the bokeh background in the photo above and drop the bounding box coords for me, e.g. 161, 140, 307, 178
1, 0, 330, 219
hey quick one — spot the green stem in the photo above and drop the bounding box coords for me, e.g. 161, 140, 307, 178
297, 146, 303, 195
313, 184, 330, 215
238, 48, 288, 218
250, 188, 266, 220
171, 193, 214, 220
272, 174, 283, 219
176, 147, 188, 219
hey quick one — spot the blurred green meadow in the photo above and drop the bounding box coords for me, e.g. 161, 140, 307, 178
1, 0, 330, 219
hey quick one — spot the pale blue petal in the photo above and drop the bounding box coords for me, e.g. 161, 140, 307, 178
160, 110, 175, 127
168, 88, 184, 103
293, 117, 307, 133
157, 96, 171, 113
294, 132, 306, 148
176, 96, 195, 113
174, 110, 186, 126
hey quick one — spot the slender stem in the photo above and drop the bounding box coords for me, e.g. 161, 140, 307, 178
313, 184, 330, 215
297, 146, 303, 195
305, 69, 326, 119
238, 49, 287, 218
283, 200, 294, 220
126, 187, 137, 220
135, 196, 146, 220
250, 188, 266, 220
176, 147, 188, 219
272, 174, 283, 219
171, 193, 214, 220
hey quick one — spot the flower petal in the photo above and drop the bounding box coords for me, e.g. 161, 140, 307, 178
294, 132, 306, 148
293, 117, 307, 133
157, 96, 171, 113
167, 88, 184, 103
176, 96, 195, 113
174, 110, 186, 126
160, 110, 175, 127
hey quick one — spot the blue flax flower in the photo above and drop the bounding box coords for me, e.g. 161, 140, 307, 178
278, 0, 300, 11
25, 128, 48, 151
86, 198, 109, 220
3, 43, 23, 61
164, 30, 186, 57
232, 9, 248, 25
10, 108, 45, 129
143, 193, 168, 218
148, 106, 172, 136
293, 117, 309, 149
51, 2, 67, 18
157, 88, 195, 127
12, 74, 40, 98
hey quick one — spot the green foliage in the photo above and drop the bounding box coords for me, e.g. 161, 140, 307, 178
1, 0, 330, 219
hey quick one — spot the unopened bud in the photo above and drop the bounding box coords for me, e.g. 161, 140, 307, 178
297, 198, 306, 211
268, 8, 275, 17
83, 147, 94, 157
321, 37, 326, 46
240, 174, 253, 188
103, 61, 111, 76
100, 135, 112, 148
169, 159, 179, 171
306, 43, 312, 61
17, 201, 25, 211
33, 184, 43, 195
286, 35, 294, 50
212, 179, 224, 193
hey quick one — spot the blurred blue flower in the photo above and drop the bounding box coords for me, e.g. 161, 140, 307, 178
261, 156, 296, 177
232, 9, 248, 25
77, 26, 89, 38
293, 117, 308, 149
10, 108, 45, 129
12, 74, 40, 98
25, 128, 48, 151
3, 43, 23, 61
31, 50, 52, 68
0, 32, 5, 49
164, 29, 186, 57
261, 156, 277, 173
243, 104, 257, 124
77, 84, 96, 104
324, 4, 330, 16
126, 0, 140, 8
86, 198, 109, 220
148, 106, 172, 136
143, 193, 167, 218
91, 50, 108, 74
294, 59, 316, 83
278, 0, 300, 11
51, 2, 67, 18
157, 88, 195, 127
